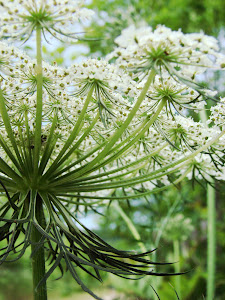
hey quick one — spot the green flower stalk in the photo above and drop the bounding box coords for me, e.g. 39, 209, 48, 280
0, 2, 225, 300
200, 109, 216, 300
33, 27, 43, 176
206, 182, 216, 300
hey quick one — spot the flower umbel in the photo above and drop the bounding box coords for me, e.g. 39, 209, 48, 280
108, 25, 221, 91
0, 0, 94, 42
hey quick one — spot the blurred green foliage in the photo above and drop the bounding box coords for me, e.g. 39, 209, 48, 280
42, 45, 65, 66
0, 248, 32, 300
90, 0, 225, 33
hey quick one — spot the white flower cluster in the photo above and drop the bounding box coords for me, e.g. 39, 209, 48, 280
0, 44, 138, 163
114, 24, 153, 48
107, 24, 222, 80
68, 58, 136, 125
137, 75, 202, 115
0, 0, 94, 41
209, 97, 225, 128
0, 22, 225, 195
0, 41, 31, 75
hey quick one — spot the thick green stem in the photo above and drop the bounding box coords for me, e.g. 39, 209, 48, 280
173, 240, 181, 297
31, 195, 47, 300
207, 183, 216, 300
33, 27, 43, 177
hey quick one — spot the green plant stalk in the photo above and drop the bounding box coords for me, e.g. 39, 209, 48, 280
31, 193, 47, 300
52, 117, 150, 180
38, 114, 58, 175
53, 142, 168, 184
52, 167, 192, 202
173, 240, 181, 297
50, 112, 100, 174
207, 182, 216, 300
199, 110, 216, 300
33, 27, 43, 178
113, 202, 147, 253
0, 156, 24, 186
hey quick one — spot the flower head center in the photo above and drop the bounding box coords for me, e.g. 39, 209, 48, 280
22, 8, 53, 27
148, 46, 179, 66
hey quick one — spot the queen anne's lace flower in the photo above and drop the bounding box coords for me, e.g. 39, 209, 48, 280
68, 58, 136, 125
0, 0, 94, 42
108, 25, 222, 81
0, 41, 30, 77
143, 75, 202, 115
